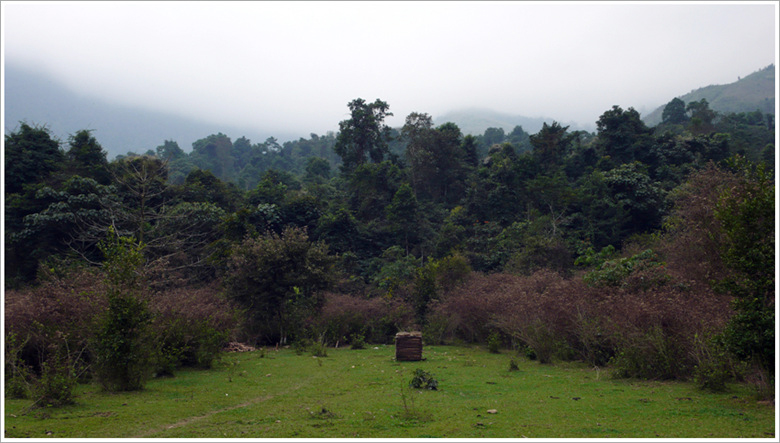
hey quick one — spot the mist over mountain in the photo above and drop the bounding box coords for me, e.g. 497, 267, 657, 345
3, 64, 302, 159
643, 64, 775, 127
433, 108, 595, 136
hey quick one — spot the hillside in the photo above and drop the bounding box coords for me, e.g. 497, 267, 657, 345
3, 64, 301, 159
433, 108, 593, 136
643, 64, 775, 126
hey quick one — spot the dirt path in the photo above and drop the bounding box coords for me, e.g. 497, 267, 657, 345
131, 383, 305, 438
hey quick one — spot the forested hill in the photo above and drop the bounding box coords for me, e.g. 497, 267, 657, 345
3, 64, 301, 159
433, 108, 567, 136
643, 64, 775, 126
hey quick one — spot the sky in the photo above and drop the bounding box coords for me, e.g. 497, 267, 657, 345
2, 1, 777, 135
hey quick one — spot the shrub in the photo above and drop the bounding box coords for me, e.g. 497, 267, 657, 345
611, 325, 687, 380
149, 284, 238, 372
91, 231, 154, 392
350, 333, 366, 350
4, 333, 32, 399
409, 368, 438, 390
692, 334, 741, 392
293, 339, 312, 355
487, 331, 502, 354
4, 269, 107, 376
30, 351, 79, 408
310, 340, 328, 357
315, 292, 415, 345
92, 290, 154, 391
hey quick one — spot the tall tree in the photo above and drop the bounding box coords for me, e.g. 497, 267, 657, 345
66, 129, 111, 184
386, 183, 420, 255
530, 121, 573, 170
595, 106, 653, 166
4, 123, 64, 194
661, 97, 688, 125
334, 98, 393, 172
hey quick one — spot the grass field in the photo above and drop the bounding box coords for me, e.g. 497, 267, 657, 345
3, 345, 776, 438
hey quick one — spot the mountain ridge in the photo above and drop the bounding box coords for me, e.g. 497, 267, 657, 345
643, 64, 775, 126
3, 63, 302, 159
433, 107, 593, 136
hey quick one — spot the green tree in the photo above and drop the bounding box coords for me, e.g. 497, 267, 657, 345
334, 98, 393, 172
661, 97, 688, 125
715, 156, 774, 375
91, 229, 153, 391
386, 183, 420, 255
686, 99, 717, 134
482, 127, 505, 147
65, 130, 111, 184
223, 227, 337, 344
402, 114, 469, 203
530, 121, 573, 170
4, 123, 64, 194
595, 106, 653, 166
190, 133, 235, 181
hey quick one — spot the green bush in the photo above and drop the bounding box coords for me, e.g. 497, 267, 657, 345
611, 326, 686, 380
293, 339, 311, 355
92, 292, 154, 391
409, 368, 438, 390
310, 341, 328, 357
582, 249, 668, 289
692, 334, 743, 392
4, 333, 32, 399
91, 231, 154, 392
31, 353, 78, 408
487, 331, 502, 354
350, 333, 366, 350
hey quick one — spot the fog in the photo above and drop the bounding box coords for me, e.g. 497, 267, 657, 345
2, 1, 777, 135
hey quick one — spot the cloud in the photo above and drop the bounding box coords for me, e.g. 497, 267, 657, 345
3, 2, 776, 133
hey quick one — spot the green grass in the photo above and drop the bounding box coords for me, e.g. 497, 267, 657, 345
4, 345, 775, 438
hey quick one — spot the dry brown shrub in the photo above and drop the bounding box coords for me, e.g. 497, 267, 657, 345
4, 269, 108, 369
315, 292, 415, 344
433, 267, 733, 376
658, 163, 739, 290
149, 283, 239, 370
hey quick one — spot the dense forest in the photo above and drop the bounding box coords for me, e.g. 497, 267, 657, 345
4, 96, 775, 403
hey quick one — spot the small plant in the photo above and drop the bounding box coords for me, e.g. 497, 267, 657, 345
310, 340, 328, 357
409, 368, 438, 390
692, 334, 742, 392
399, 381, 432, 422
4, 332, 32, 399
487, 331, 502, 354
30, 351, 79, 408
350, 333, 366, 350
508, 358, 520, 372
293, 339, 311, 355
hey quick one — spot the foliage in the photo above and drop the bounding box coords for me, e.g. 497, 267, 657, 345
487, 331, 502, 354
409, 368, 438, 390
582, 249, 669, 289
149, 284, 238, 373
223, 226, 337, 344
714, 156, 775, 376
4, 122, 63, 194
4, 333, 33, 399
334, 98, 394, 172
91, 229, 154, 391
30, 349, 80, 408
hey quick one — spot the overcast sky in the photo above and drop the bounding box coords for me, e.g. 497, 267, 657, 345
2, 1, 777, 135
